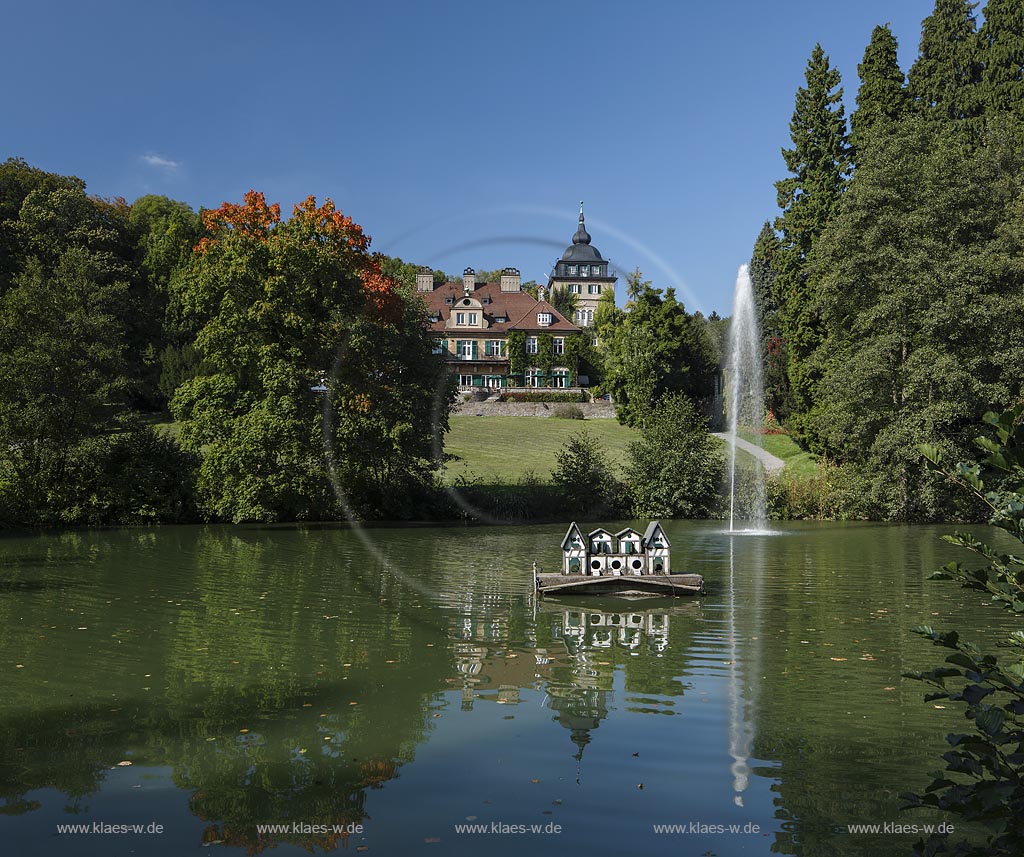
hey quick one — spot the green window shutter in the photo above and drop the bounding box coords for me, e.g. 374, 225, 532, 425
472, 341, 478, 360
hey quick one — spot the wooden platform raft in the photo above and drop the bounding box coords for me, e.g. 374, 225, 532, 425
535, 571, 704, 597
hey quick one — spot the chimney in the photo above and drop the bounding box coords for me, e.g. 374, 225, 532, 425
462, 267, 476, 294
415, 266, 434, 292
500, 267, 521, 292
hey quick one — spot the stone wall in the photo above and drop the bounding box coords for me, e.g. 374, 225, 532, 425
453, 400, 617, 418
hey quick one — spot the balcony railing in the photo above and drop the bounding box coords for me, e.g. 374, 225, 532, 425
448, 352, 508, 361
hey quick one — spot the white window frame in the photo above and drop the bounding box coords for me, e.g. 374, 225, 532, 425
455, 312, 466, 325
553, 337, 564, 355
526, 336, 538, 354
468, 312, 478, 325
580, 266, 588, 277
460, 374, 473, 387
458, 340, 474, 359
589, 284, 600, 295
526, 368, 543, 388
587, 309, 594, 325
568, 265, 577, 275
569, 283, 581, 294
553, 369, 569, 389
537, 312, 552, 326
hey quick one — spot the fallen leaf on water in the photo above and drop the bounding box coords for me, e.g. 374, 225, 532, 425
239, 729, 249, 733
830, 657, 848, 662
349, 701, 358, 706
530, 779, 540, 784
15, 664, 24, 669
356, 847, 369, 852
934, 705, 947, 709
883, 686, 896, 691
637, 783, 644, 790
116, 760, 132, 766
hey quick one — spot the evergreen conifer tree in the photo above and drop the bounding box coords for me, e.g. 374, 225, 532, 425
908, 0, 982, 124
850, 24, 910, 161
749, 222, 792, 422
978, 0, 1024, 121
773, 44, 851, 427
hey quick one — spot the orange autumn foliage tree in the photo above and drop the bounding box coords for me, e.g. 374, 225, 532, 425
195, 190, 400, 321
171, 188, 452, 522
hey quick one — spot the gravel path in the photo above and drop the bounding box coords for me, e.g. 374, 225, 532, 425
712, 433, 786, 474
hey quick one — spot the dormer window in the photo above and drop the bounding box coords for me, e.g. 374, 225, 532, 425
568, 265, 577, 275
580, 266, 589, 277
455, 312, 466, 325
444, 297, 454, 305
537, 312, 552, 327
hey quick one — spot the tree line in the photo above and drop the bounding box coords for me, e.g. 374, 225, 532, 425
0, 166, 452, 525
752, 0, 1024, 521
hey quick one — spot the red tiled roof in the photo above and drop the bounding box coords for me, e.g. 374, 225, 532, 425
422, 281, 581, 334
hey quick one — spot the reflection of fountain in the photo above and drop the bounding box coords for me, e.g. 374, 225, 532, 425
727, 265, 767, 532
725, 536, 764, 806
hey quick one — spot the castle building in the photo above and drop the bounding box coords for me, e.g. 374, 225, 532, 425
546, 203, 617, 328
416, 207, 614, 391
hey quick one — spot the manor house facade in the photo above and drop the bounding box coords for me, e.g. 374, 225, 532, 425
417, 207, 617, 390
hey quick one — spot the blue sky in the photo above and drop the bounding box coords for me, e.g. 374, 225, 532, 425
6, 1, 941, 315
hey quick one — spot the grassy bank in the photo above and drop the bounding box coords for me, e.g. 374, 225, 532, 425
443, 415, 637, 484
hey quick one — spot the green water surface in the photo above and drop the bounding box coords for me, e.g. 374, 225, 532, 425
0, 521, 1017, 856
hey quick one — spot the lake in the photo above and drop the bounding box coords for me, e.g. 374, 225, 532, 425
0, 520, 1016, 856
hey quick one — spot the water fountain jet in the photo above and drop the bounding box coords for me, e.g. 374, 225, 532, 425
726, 265, 767, 533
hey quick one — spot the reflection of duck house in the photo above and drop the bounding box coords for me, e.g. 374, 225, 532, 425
560, 610, 671, 652
537, 522, 703, 597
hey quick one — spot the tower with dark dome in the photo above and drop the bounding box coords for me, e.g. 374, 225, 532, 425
547, 202, 617, 327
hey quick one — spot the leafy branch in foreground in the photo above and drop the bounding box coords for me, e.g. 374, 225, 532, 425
902, 405, 1024, 856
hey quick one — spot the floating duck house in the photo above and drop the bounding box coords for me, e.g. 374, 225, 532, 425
561, 522, 671, 576
537, 522, 703, 597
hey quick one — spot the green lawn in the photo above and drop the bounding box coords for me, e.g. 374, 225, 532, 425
738, 429, 818, 478
443, 415, 637, 484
